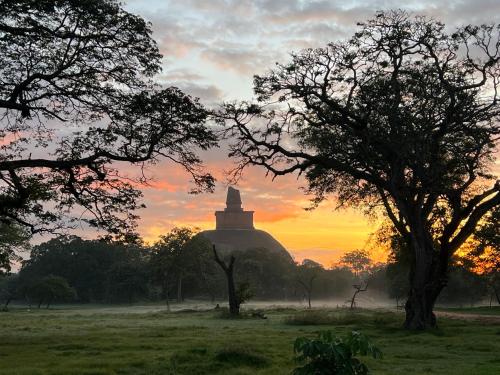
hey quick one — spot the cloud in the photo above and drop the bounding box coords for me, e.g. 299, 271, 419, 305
200, 45, 279, 76
110, 0, 500, 265
162, 68, 205, 82
176, 82, 225, 104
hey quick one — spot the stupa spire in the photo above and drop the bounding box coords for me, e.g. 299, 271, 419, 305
215, 187, 254, 229
225, 186, 243, 211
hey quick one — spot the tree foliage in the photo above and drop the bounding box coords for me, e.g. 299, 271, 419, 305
0, 0, 216, 239
223, 10, 500, 329
22, 274, 76, 308
339, 250, 373, 278
149, 227, 205, 305
18, 236, 149, 303
0, 222, 30, 274
236, 247, 295, 299
0, 273, 19, 309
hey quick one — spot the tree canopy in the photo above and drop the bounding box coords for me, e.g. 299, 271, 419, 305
223, 10, 500, 329
0, 0, 216, 240
339, 250, 373, 278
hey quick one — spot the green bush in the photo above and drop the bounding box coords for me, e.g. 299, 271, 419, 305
293, 331, 382, 375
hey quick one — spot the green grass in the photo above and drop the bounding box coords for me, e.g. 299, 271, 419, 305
0, 304, 499, 374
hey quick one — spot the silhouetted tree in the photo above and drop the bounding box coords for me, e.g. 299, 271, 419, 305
296, 259, 323, 309
23, 275, 75, 308
0, 274, 19, 310
212, 245, 243, 316
223, 10, 500, 329
0, 222, 30, 274
185, 235, 224, 302
339, 250, 372, 278
350, 282, 368, 309
236, 247, 296, 299
150, 227, 197, 309
19, 236, 148, 303
0, 0, 216, 239
105, 261, 148, 304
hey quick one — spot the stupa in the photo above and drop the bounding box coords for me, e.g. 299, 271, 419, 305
199, 187, 292, 259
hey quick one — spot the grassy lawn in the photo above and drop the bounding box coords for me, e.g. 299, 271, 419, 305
1, 304, 499, 375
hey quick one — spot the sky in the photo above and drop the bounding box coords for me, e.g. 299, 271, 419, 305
116, 0, 500, 266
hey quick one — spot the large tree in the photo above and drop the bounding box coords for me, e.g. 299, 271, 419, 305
18, 235, 148, 302
223, 11, 500, 329
0, 222, 30, 274
0, 0, 216, 240
150, 227, 197, 309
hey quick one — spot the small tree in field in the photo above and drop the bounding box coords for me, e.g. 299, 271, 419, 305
24, 275, 75, 308
349, 282, 369, 310
223, 10, 500, 329
296, 259, 323, 309
0, 274, 19, 310
212, 246, 252, 316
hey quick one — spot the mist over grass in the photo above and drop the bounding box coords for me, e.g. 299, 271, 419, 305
1, 303, 499, 374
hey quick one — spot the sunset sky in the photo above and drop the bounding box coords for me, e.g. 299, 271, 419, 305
118, 0, 500, 266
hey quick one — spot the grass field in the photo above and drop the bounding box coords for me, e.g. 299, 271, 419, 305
1, 304, 499, 374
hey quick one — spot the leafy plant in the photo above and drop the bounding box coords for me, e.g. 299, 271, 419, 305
293, 331, 382, 375
235, 281, 254, 306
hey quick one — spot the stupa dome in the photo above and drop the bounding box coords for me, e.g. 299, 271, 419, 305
198, 187, 292, 260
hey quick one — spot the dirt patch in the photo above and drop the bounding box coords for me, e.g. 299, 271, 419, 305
436, 311, 500, 324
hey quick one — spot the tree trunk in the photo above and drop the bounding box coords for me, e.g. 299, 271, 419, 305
3, 297, 12, 311
404, 288, 438, 329
403, 228, 448, 330
213, 246, 239, 316
165, 289, 170, 312
226, 268, 239, 315
177, 276, 182, 303
163, 276, 170, 311
350, 291, 357, 309
350, 284, 368, 310
493, 286, 500, 305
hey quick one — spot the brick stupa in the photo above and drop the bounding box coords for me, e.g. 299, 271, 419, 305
199, 187, 292, 259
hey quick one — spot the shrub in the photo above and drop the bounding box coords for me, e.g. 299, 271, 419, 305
235, 281, 254, 305
293, 331, 382, 375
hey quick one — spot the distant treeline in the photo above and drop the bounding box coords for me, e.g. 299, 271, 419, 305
0, 229, 496, 309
